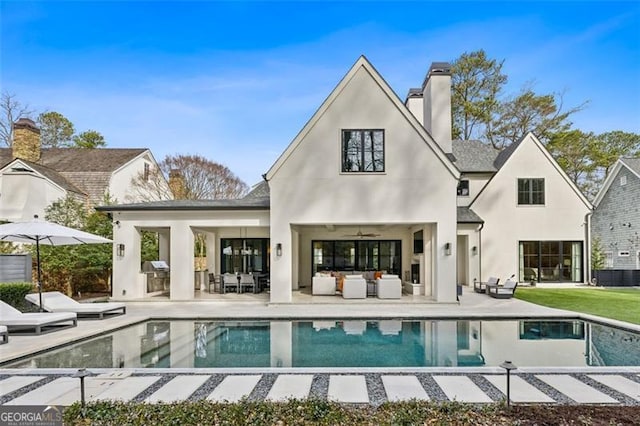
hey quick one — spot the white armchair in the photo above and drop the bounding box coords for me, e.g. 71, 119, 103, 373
312, 275, 336, 295
376, 274, 402, 299
342, 274, 366, 299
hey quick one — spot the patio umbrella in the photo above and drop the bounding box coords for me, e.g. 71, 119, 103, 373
0, 216, 112, 311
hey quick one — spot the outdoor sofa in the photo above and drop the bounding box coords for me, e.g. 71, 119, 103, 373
0, 300, 77, 335
25, 291, 126, 319
376, 274, 402, 299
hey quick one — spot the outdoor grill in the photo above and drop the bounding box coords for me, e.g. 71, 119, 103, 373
142, 260, 170, 293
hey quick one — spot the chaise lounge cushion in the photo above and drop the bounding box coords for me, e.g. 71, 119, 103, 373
487, 279, 518, 299
25, 292, 126, 319
0, 300, 77, 335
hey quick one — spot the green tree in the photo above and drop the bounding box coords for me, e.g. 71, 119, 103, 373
591, 131, 640, 176
547, 130, 599, 198
39, 195, 113, 296
591, 237, 605, 271
72, 129, 106, 148
451, 50, 507, 141
450, 50, 586, 150
38, 111, 75, 147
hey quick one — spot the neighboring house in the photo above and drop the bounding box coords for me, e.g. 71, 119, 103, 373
591, 157, 640, 270
99, 56, 591, 303
0, 118, 170, 222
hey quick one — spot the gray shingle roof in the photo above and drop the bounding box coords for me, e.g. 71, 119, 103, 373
244, 181, 270, 199
0, 147, 148, 204
621, 157, 640, 175
96, 197, 270, 212
457, 206, 483, 223
451, 140, 499, 172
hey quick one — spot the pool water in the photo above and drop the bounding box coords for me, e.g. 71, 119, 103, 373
5, 319, 639, 369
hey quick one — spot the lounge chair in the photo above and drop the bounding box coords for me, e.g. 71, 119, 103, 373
25, 292, 126, 319
0, 325, 7, 344
376, 274, 402, 299
487, 279, 518, 299
342, 274, 367, 299
474, 276, 499, 293
0, 300, 77, 335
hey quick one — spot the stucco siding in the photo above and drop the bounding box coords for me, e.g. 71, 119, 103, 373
471, 134, 590, 281
269, 64, 458, 302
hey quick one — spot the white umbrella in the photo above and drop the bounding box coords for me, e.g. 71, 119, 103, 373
0, 216, 112, 311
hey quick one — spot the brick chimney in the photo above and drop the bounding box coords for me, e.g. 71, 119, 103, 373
422, 62, 452, 153
168, 169, 187, 199
12, 118, 41, 162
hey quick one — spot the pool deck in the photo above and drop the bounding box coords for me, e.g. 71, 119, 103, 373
1, 287, 639, 407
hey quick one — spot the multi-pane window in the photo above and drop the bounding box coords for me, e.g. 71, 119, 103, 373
518, 241, 583, 283
342, 130, 384, 172
312, 240, 401, 276
457, 180, 469, 196
143, 163, 150, 181
518, 178, 545, 205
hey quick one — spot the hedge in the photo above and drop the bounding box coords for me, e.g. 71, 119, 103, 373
0, 281, 35, 309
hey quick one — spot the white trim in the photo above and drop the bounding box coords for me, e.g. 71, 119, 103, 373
0, 158, 71, 195
265, 55, 460, 181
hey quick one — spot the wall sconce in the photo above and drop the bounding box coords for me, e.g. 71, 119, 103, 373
116, 243, 125, 257
472, 246, 478, 255
114, 220, 120, 227
276, 243, 282, 257
445, 242, 451, 256
609, 223, 614, 230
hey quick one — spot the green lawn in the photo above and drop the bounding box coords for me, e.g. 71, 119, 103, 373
515, 287, 640, 325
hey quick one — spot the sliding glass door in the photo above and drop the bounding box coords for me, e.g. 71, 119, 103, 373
312, 240, 401, 277
221, 238, 269, 274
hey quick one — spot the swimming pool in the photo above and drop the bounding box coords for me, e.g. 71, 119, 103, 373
5, 319, 639, 369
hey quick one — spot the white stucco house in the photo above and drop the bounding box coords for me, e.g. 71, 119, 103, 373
0, 118, 169, 222
99, 56, 592, 303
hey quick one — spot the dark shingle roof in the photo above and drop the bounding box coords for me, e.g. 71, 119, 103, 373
621, 157, 640, 175
96, 197, 270, 212
451, 140, 499, 172
493, 137, 522, 170
457, 206, 483, 223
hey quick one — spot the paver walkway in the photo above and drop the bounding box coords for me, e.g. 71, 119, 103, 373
1, 371, 638, 406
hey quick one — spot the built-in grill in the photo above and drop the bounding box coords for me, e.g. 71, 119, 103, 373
142, 260, 170, 293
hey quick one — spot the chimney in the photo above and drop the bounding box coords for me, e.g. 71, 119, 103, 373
422, 62, 452, 153
168, 169, 187, 199
12, 118, 41, 162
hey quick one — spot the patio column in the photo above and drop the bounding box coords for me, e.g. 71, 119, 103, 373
112, 220, 144, 299
205, 231, 217, 273
269, 223, 292, 303
170, 222, 195, 300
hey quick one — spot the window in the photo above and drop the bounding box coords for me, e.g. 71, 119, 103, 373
312, 240, 401, 276
604, 251, 613, 268
143, 163, 150, 181
457, 180, 469, 196
518, 241, 583, 282
342, 130, 384, 172
518, 178, 545, 205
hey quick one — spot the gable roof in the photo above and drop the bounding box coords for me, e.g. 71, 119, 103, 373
1, 158, 86, 196
593, 157, 640, 208
457, 206, 483, 223
265, 55, 459, 180
451, 140, 498, 173
469, 132, 592, 209
0, 147, 150, 203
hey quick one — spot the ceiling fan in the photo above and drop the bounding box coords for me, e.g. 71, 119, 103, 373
343, 227, 380, 238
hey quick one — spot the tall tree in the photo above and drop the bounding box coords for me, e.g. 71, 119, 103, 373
487, 87, 586, 149
451, 50, 507, 141
0, 92, 34, 147
72, 130, 106, 148
591, 131, 640, 176
547, 130, 599, 198
127, 154, 249, 201
38, 111, 75, 147
450, 50, 586, 150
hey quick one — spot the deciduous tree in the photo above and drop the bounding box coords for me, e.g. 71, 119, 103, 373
0, 91, 34, 147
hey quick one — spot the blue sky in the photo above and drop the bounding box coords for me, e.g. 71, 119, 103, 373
2, 1, 639, 186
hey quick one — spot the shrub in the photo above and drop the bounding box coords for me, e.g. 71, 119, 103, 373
0, 282, 35, 310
